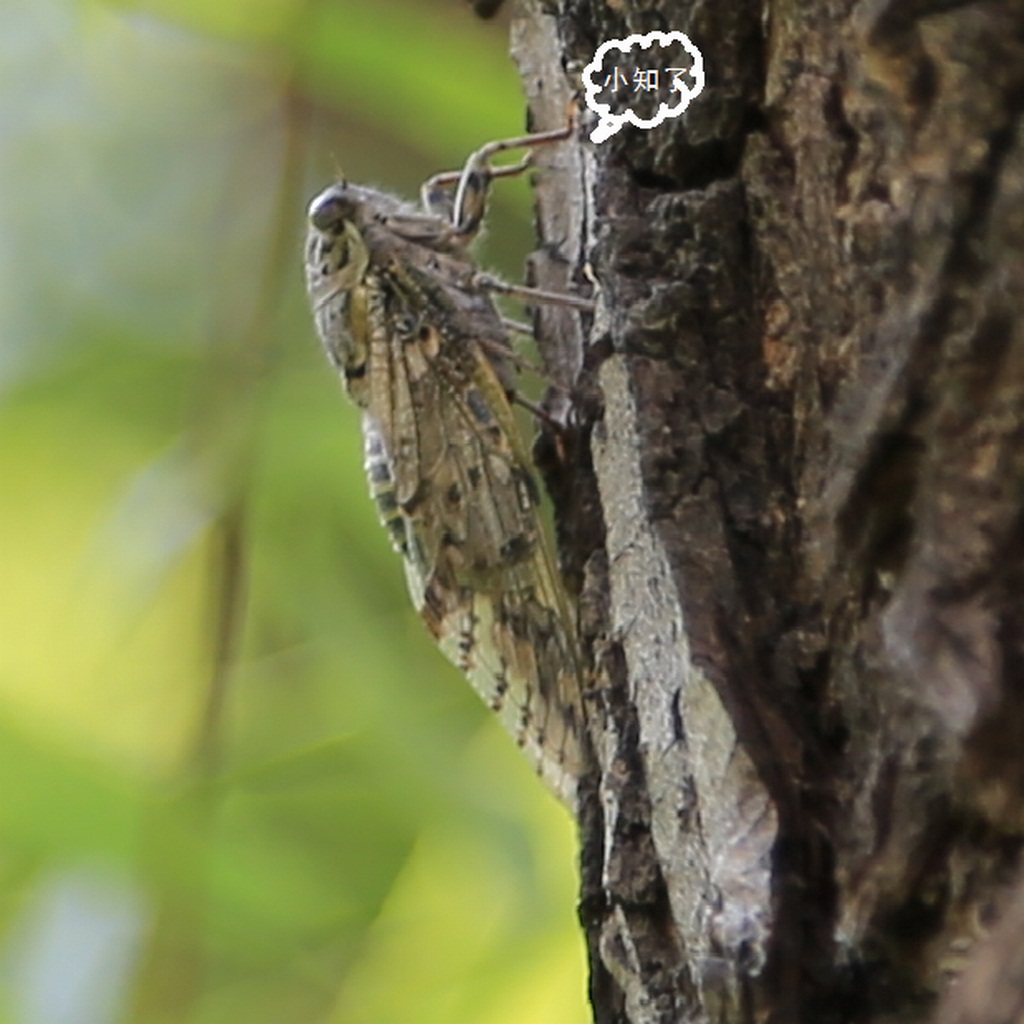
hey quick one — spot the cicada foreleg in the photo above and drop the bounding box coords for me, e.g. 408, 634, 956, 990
421, 124, 575, 243
421, 158, 530, 229
421, 122, 592, 424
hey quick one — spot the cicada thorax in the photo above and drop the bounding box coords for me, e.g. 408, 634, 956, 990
305, 156, 585, 807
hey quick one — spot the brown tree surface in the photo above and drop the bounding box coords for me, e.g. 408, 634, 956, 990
509, 1, 1024, 1021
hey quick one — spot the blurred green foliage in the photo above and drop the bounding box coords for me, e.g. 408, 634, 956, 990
0, 1, 586, 1021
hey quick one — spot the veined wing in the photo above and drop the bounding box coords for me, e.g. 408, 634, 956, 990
359, 260, 585, 805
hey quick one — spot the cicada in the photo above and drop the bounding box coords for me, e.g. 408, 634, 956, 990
304, 127, 586, 807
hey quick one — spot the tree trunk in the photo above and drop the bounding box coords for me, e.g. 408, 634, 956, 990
510, 1, 1024, 1021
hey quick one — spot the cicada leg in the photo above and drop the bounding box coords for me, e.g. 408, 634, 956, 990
421, 158, 530, 226
475, 273, 596, 312
420, 124, 575, 242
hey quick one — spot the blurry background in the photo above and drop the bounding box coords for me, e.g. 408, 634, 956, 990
0, 1, 586, 1021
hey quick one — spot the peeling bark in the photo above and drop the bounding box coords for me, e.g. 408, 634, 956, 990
511, 0, 1024, 1021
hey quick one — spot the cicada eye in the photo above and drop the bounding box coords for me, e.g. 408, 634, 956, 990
308, 186, 355, 232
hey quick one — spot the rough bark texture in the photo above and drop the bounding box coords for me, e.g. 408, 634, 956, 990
510, 1, 1024, 1021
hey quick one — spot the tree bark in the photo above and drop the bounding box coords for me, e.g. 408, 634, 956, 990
510, 1, 1024, 1021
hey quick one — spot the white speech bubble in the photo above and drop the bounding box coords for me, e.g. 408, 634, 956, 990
583, 30, 705, 144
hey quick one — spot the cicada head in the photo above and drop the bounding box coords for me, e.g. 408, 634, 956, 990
305, 183, 376, 394
306, 184, 371, 292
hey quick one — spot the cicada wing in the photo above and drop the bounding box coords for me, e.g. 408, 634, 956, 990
358, 290, 584, 803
